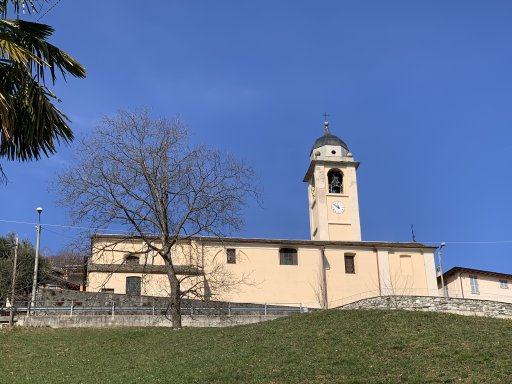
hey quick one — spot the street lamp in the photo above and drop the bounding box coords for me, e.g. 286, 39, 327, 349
8, 235, 19, 326
29, 207, 43, 314
437, 242, 447, 297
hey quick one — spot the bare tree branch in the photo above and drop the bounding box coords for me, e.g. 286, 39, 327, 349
56, 109, 259, 327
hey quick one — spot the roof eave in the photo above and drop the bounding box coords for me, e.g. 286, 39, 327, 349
91, 233, 436, 251
442, 266, 512, 280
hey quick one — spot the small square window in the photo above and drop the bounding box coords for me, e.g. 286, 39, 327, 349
500, 279, 509, 289
279, 248, 298, 265
344, 254, 355, 274
227, 248, 236, 264
125, 255, 140, 265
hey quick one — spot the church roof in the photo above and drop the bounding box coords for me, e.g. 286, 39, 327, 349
311, 121, 349, 153
92, 233, 437, 251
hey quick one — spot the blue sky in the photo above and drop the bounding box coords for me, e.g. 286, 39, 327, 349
1, 0, 511, 273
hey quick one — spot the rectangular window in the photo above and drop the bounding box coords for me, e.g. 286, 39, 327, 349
344, 254, 355, 274
125, 255, 140, 265
469, 275, 479, 294
227, 248, 236, 264
101, 288, 114, 294
126, 276, 142, 296
443, 280, 449, 297
400, 255, 413, 276
279, 248, 298, 265
500, 279, 509, 289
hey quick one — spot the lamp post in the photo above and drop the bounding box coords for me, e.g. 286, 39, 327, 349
29, 207, 43, 314
8, 235, 19, 326
437, 242, 446, 297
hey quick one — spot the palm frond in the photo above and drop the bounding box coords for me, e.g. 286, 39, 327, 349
0, 62, 73, 161
0, 2, 85, 163
0, 19, 85, 84
0, 89, 14, 141
0, 32, 42, 64
0, 1, 40, 18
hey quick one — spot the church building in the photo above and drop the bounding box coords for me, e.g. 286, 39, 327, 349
87, 120, 439, 309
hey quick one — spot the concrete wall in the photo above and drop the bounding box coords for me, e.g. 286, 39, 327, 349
18, 314, 285, 328
339, 295, 512, 319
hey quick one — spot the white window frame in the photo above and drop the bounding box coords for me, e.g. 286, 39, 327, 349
499, 279, 509, 289
469, 275, 479, 294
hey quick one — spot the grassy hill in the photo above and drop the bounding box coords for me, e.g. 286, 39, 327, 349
1, 310, 511, 383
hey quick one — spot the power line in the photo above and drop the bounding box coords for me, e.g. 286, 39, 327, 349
2, 218, 512, 246
0, 219, 132, 233
37, 0, 63, 21
42, 226, 83, 239
422, 241, 512, 245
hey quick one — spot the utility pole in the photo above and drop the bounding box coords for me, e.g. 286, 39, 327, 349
8, 235, 19, 326
30, 207, 43, 315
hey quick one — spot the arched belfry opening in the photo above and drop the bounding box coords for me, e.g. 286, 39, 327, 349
327, 169, 343, 194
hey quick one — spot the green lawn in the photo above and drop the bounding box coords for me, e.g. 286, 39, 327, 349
1, 310, 511, 383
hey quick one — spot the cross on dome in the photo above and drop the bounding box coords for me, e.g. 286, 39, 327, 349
322, 112, 330, 134
310, 113, 350, 154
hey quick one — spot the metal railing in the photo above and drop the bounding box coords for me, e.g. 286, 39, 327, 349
4, 288, 511, 320
1, 300, 308, 318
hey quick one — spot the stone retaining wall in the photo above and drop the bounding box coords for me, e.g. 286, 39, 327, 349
339, 295, 512, 319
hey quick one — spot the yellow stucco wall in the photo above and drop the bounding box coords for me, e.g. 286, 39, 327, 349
88, 237, 438, 308
324, 247, 380, 307
306, 159, 361, 242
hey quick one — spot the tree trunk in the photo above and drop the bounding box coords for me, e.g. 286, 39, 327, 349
165, 260, 182, 328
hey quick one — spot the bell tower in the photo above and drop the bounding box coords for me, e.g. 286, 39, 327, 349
303, 119, 361, 241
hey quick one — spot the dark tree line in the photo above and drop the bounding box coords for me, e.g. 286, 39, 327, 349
0, 233, 49, 306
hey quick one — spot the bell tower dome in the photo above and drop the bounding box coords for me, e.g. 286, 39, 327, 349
303, 119, 361, 241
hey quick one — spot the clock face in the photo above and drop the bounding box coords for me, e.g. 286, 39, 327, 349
331, 201, 345, 214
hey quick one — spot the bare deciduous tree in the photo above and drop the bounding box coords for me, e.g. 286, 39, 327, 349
56, 110, 258, 327
47, 249, 86, 269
